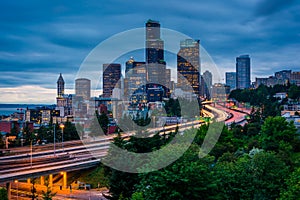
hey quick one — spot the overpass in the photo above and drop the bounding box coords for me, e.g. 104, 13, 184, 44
0, 104, 234, 199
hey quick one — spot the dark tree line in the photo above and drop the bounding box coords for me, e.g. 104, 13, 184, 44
99, 113, 300, 200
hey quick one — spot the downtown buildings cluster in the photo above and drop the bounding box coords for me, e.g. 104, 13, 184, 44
1, 19, 300, 138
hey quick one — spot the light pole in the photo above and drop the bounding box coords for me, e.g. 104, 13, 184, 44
30, 140, 33, 168
60, 123, 65, 152
14, 180, 18, 200
53, 125, 56, 156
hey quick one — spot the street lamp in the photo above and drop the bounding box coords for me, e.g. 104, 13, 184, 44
60, 123, 65, 152
53, 125, 56, 156
14, 180, 18, 200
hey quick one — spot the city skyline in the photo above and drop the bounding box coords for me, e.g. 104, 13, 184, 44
1, 0, 300, 103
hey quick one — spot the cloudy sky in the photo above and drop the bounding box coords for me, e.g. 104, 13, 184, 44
0, 0, 299, 104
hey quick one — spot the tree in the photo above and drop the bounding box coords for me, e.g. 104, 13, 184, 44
63, 121, 80, 141
90, 111, 109, 136
0, 188, 8, 200
10, 124, 18, 137
131, 192, 144, 200
280, 167, 300, 199
42, 178, 56, 200
135, 145, 219, 200
99, 112, 109, 135
36, 125, 54, 144
24, 122, 35, 145
31, 178, 38, 200
259, 116, 297, 151
288, 84, 300, 100
0, 134, 5, 149
215, 152, 289, 199
103, 127, 176, 199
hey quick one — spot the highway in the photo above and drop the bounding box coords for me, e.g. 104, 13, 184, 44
213, 103, 250, 126
0, 104, 233, 185
0, 120, 206, 183
1, 102, 249, 199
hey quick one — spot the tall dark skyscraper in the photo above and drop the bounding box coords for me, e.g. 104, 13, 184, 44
103, 63, 121, 98
236, 55, 251, 89
177, 39, 200, 96
145, 19, 170, 94
201, 70, 212, 99
57, 73, 65, 97
226, 72, 236, 91
145, 19, 164, 64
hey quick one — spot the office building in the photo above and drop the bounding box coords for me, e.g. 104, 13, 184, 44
177, 39, 200, 96
226, 72, 236, 91
201, 70, 212, 99
145, 20, 170, 90
125, 57, 135, 73
212, 83, 230, 101
145, 19, 164, 64
103, 63, 122, 98
75, 78, 91, 100
291, 72, 300, 86
144, 20, 171, 97
124, 59, 147, 100
236, 55, 251, 89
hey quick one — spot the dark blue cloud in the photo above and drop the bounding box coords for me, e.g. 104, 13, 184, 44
254, 0, 297, 16
0, 0, 299, 94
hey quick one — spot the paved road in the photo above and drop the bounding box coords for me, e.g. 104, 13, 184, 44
214, 104, 249, 125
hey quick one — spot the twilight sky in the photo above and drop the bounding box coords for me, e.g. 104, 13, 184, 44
0, 0, 299, 104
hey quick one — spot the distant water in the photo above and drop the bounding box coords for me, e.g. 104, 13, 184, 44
0, 104, 51, 116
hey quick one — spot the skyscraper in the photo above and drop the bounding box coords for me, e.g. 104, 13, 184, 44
225, 72, 236, 91
75, 78, 91, 100
236, 55, 251, 89
124, 58, 147, 100
177, 39, 200, 96
201, 70, 212, 99
145, 19, 170, 97
145, 19, 164, 64
103, 63, 122, 98
125, 57, 135, 73
57, 73, 65, 97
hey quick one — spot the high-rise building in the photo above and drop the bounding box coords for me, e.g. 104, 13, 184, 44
125, 57, 135, 73
236, 55, 251, 89
177, 39, 200, 96
75, 78, 91, 100
145, 20, 170, 90
103, 63, 122, 98
291, 71, 300, 86
124, 59, 147, 100
226, 72, 236, 91
144, 19, 170, 98
212, 83, 230, 101
57, 73, 65, 97
146, 19, 164, 64
201, 70, 212, 99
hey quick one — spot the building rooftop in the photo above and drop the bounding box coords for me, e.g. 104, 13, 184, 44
147, 19, 160, 23
238, 55, 250, 58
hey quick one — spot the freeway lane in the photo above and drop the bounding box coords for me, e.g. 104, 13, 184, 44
214, 104, 250, 125
0, 158, 101, 183
0, 106, 231, 184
